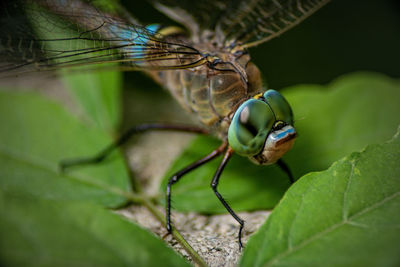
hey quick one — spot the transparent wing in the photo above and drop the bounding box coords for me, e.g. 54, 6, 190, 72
151, 0, 230, 38
0, 0, 206, 77
152, 0, 329, 49
216, 0, 330, 48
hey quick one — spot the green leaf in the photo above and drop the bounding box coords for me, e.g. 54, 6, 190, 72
0, 90, 189, 267
0, 91, 130, 207
240, 127, 400, 267
161, 72, 400, 213
284, 72, 400, 178
0, 191, 190, 267
62, 69, 122, 133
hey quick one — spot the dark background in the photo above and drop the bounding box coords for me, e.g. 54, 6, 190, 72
121, 0, 400, 89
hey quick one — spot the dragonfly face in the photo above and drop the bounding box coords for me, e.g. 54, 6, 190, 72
228, 90, 297, 165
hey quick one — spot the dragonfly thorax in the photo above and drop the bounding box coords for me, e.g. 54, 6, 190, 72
150, 50, 263, 138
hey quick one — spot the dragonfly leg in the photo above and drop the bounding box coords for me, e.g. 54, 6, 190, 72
210, 147, 245, 250
276, 159, 294, 184
166, 142, 227, 232
60, 123, 208, 171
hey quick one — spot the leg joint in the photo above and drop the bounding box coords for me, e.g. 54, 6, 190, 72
210, 181, 217, 189
168, 175, 179, 185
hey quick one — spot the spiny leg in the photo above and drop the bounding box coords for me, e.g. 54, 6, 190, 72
166, 141, 227, 232
59, 123, 208, 171
210, 147, 245, 250
276, 159, 294, 184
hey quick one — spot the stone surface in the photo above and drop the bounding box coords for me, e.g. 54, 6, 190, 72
119, 206, 270, 267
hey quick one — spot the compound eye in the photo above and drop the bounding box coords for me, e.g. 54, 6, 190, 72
263, 90, 294, 125
228, 99, 274, 156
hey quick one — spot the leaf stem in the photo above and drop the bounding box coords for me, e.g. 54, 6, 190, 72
124, 191, 207, 267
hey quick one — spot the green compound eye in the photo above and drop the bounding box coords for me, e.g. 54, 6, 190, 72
228, 99, 275, 156
263, 89, 294, 125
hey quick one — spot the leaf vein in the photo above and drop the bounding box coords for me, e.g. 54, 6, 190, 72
265, 191, 400, 266
0, 145, 136, 201
342, 158, 358, 220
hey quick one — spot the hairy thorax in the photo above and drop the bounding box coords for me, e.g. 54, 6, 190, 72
149, 44, 263, 139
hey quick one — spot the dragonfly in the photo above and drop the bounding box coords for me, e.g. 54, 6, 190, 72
0, 0, 329, 249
